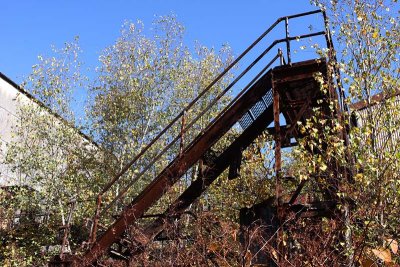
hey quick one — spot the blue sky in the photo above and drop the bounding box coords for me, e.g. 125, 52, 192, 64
1, 1, 320, 84
0, 1, 328, 122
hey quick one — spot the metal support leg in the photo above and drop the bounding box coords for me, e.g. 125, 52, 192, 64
272, 74, 284, 264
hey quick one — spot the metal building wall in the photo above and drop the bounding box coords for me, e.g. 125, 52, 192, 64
353, 95, 400, 153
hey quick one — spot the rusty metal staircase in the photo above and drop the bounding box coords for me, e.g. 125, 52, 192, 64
49, 9, 347, 266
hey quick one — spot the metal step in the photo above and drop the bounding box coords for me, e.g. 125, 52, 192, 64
239, 90, 273, 130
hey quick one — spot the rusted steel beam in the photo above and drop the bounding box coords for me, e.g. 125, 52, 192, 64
272, 72, 282, 204
282, 96, 312, 141
286, 201, 337, 218
228, 148, 242, 180
288, 179, 307, 205
272, 58, 327, 83
77, 70, 273, 266
272, 70, 285, 265
136, 100, 276, 246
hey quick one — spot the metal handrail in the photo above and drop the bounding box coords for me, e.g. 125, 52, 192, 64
99, 9, 324, 194
99, 52, 281, 218
89, 9, 337, 242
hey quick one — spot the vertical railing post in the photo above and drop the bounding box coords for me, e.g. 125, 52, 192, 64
179, 110, 186, 157
272, 72, 284, 264
322, 10, 354, 266
90, 194, 102, 244
322, 10, 346, 112
285, 17, 291, 65
60, 198, 76, 260
278, 48, 285, 65
272, 75, 282, 208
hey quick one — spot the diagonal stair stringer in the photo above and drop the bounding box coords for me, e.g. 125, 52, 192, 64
78, 70, 273, 266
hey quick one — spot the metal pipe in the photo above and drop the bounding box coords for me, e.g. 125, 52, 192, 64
285, 17, 291, 64
278, 48, 285, 65
90, 195, 102, 244
179, 111, 186, 157
286, 9, 322, 19
279, 31, 327, 43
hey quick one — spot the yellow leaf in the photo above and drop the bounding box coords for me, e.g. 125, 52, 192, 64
269, 247, 278, 260
320, 163, 327, 171
372, 31, 379, 39
386, 239, 398, 254
355, 173, 364, 181
371, 248, 392, 263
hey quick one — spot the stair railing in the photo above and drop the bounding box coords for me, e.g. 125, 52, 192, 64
89, 9, 339, 243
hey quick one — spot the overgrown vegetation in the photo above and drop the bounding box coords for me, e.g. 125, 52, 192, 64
0, 1, 399, 265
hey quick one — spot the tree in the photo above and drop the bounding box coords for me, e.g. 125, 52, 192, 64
87, 15, 234, 215
1, 15, 234, 265
304, 0, 400, 264
1, 37, 107, 265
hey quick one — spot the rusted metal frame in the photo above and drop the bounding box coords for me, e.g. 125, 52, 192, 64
282, 95, 314, 142
272, 71, 285, 265
275, 72, 323, 84
95, 10, 326, 199
280, 67, 340, 200
322, 10, 354, 187
276, 31, 326, 46
70, 12, 328, 265
134, 98, 276, 254
269, 61, 324, 263
60, 199, 76, 259
272, 74, 282, 204
183, 53, 279, 146
228, 147, 243, 180
286, 9, 322, 19
179, 111, 186, 157
270, 59, 329, 145
288, 180, 307, 205
278, 48, 286, 66
275, 61, 345, 201
285, 17, 291, 65
272, 58, 327, 83
98, 55, 280, 220
322, 9, 352, 174
95, 9, 290, 198
208, 53, 279, 129
287, 200, 337, 218
322, 11, 354, 266
91, 22, 326, 232
284, 99, 310, 107
76, 70, 273, 267
282, 9, 324, 65
278, 30, 327, 65
322, 10, 346, 113
89, 195, 102, 244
